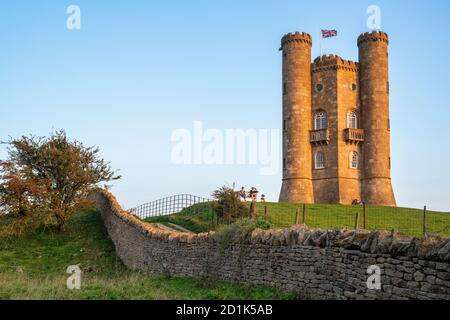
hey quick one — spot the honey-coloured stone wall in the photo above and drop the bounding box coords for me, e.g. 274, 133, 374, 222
91, 190, 450, 300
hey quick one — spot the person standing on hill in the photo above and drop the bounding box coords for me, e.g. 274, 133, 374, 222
239, 187, 247, 202
251, 187, 259, 202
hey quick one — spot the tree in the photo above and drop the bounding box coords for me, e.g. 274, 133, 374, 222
210, 186, 247, 224
0, 130, 120, 232
0, 161, 49, 218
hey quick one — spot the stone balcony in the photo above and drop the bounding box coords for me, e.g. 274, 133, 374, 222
344, 128, 365, 144
310, 129, 330, 145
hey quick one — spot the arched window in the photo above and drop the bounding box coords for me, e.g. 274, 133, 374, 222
350, 151, 359, 169
347, 111, 358, 129
314, 111, 327, 130
315, 152, 325, 169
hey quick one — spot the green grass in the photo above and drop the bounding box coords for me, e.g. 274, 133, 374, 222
145, 202, 215, 233
0, 210, 294, 300
255, 203, 450, 238
146, 202, 450, 238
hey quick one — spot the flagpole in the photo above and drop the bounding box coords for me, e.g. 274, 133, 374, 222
319, 30, 323, 59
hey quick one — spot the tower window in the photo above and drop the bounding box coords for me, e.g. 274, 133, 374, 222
314, 111, 328, 130
347, 111, 358, 129
283, 83, 287, 95
351, 83, 357, 91
315, 152, 325, 169
387, 81, 390, 94
316, 84, 323, 92
283, 119, 287, 131
350, 151, 359, 169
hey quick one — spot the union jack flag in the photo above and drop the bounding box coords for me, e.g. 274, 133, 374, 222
321, 29, 338, 38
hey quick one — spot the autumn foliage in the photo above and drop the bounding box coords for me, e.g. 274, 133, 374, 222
0, 130, 120, 234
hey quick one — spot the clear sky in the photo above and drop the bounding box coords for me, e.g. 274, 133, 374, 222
1, 0, 449, 211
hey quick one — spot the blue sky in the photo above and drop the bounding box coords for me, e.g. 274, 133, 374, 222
1, 0, 449, 211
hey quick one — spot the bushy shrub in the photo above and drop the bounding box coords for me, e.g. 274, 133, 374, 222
213, 217, 271, 246
210, 186, 247, 224
254, 216, 272, 230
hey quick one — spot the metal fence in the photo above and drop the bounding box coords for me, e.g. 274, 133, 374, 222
254, 203, 450, 238
129, 194, 211, 219
130, 195, 450, 238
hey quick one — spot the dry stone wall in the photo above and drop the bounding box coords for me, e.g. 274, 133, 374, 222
91, 190, 450, 300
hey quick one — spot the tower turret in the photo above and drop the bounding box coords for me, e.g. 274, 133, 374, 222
279, 32, 314, 203
358, 31, 396, 206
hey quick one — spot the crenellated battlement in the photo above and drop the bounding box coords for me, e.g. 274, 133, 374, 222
280, 30, 396, 206
311, 54, 359, 73
280, 32, 312, 50
357, 31, 389, 46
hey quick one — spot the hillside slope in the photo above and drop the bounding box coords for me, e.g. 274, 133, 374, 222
0, 210, 293, 300
146, 202, 450, 237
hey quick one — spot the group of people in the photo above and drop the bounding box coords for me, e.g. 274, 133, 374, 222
239, 187, 266, 203
351, 199, 364, 205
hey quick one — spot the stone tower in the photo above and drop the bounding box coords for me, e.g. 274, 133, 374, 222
310, 55, 361, 204
358, 31, 396, 206
279, 31, 396, 206
279, 32, 314, 203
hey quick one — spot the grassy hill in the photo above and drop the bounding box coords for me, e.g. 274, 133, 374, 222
0, 210, 293, 300
146, 202, 450, 238
2, 205, 448, 299
145, 203, 214, 233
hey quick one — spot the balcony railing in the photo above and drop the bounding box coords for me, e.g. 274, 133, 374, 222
310, 129, 330, 145
345, 128, 365, 143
